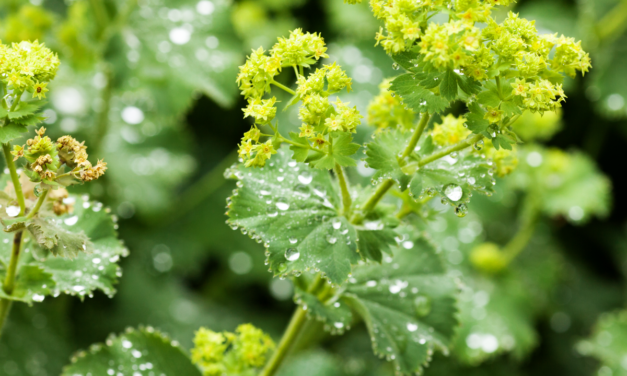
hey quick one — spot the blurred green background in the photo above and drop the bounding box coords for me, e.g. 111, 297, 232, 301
1, 0, 627, 375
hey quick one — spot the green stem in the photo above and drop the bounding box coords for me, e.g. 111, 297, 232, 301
350, 112, 430, 223
400, 113, 430, 160
25, 189, 49, 220
418, 133, 483, 167
271, 80, 296, 96
334, 164, 352, 217
93, 64, 113, 155
495, 76, 502, 96
0, 231, 24, 339
259, 274, 325, 376
89, 0, 110, 38
502, 197, 539, 264
2, 142, 26, 216
597, 0, 627, 43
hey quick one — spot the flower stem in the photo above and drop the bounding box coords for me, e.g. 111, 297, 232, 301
597, 0, 627, 43
418, 133, 483, 167
271, 80, 296, 96
400, 112, 430, 160
0, 231, 24, 339
259, 307, 308, 376
2, 142, 26, 216
350, 113, 430, 223
25, 189, 49, 220
334, 164, 352, 217
503, 197, 539, 264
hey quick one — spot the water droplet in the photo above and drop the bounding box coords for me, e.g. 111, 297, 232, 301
6, 206, 19, 217
334, 322, 344, 329
278, 263, 287, 272
64, 215, 79, 226
267, 206, 278, 217
326, 234, 337, 244
455, 203, 468, 217
298, 171, 313, 185
444, 184, 463, 202
407, 323, 418, 332
294, 184, 310, 198
473, 139, 484, 151
392, 62, 400, 70
414, 295, 432, 317
276, 198, 290, 211
285, 248, 300, 261
332, 218, 342, 230
289, 237, 298, 244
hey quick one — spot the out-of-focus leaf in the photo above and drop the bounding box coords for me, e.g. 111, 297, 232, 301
62, 327, 201, 376
577, 310, 627, 376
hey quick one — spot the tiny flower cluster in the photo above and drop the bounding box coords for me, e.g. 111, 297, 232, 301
236, 29, 360, 168
477, 139, 519, 177
191, 324, 275, 376
430, 114, 470, 146
0, 40, 60, 98
367, 79, 415, 129
12, 127, 106, 184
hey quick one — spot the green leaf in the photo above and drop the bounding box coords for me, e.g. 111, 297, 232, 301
342, 235, 459, 375
457, 76, 482, 96
364, 129, 411, 190
477, 89, 501, 108
226, 146, 360, 284
391, 49, 420, 72
577, 310, 627, 376
62, 327, 202, 376
465, 102, 490, 134
0, 265, 55, 303
27, 218, 92, 258
0, 194, 128, 302
511, 147, 611, 223
289, 132, 310, 162
391, 74, 450, 114
409, 153, 495, 206
311, 132, 360, 170
7, 100, 46, 119
0, 122, 29, 143
294, 286, 353, 335
440, 69, 459, 101
356, 228, 397, 264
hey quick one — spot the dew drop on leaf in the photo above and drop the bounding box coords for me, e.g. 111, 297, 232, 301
285, 248, 300, 261
455, 203, 468, 217
275, 198, 290, 211
298, 171, 313, 185
473, 139, 484, 151
414, 295, 432, 317
444, 184, 463, 202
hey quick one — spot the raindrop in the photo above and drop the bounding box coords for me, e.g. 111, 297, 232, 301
276, 198, 290, 211
444, 184, 463, 202
332, 218, 342, 229
455, 203, 468, 217
414, 295, 432, 317
6, 206, 20, 217
285, 248, 300, 261
64, 215, 79, 226
407, 323, 418, 332
473, 139, 484, 151
121, 106, 145, 124
326, 234, 337, 244
392, 62, 400, 70
298, 171, 313, 185
278, 263, 287, 272
169, 27, 192, 45
289, 237, 298, 244
266, 206, 278, 217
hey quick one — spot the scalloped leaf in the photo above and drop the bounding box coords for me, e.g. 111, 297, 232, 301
27, 217, 92, 258
62, 326, 202, 376
390, 73, 450, 114
409, 145, 495, 208
0, 194, 127, 303
342, 234, 459, 375
364, 128, 411, 190
0, 122, 29, 143
226, 146, 395, 284
577, 310, 627, 376
294, 286, 353, 335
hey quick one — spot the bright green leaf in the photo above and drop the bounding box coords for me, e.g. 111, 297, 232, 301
364, 128, 411, 190
0, 122, 29, 144
440, 69, 459, 101
62, 327, 201, 376
342, 235, 458, 375
311, 132, 360, 170
294, 286, 353, 335
391, 74, 450, 114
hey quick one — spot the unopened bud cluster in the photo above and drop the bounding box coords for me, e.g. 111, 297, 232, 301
12, 127, 107, 184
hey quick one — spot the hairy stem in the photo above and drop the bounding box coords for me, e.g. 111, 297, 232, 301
418, 133, 483, 167
334, 164, 352, 217
93, 65, 114, 155
2, 142, 26, 216
0, 231, 24, 339
271, 80, 296, 96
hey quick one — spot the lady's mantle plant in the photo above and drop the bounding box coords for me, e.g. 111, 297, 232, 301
0, 40, 126, 338
220, 0, 591, 374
